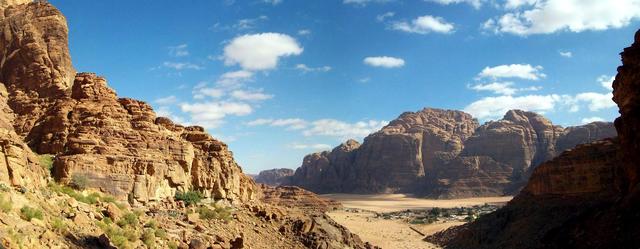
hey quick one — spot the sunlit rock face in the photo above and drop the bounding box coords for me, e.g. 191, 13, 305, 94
285, 108, 615, 198
0, 2, 257, 204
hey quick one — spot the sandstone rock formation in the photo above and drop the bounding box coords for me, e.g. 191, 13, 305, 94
427, 29, 640, 249
0, 1, 256, 204
254, 168, 294, 186
260, 184, 341, 213
281, 108, 615, 198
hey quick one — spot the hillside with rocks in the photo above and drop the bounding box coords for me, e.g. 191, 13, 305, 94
268, 108, 615, 198
426, 29, 640, 249
254, 168, 294, 186
0, 1, 375, 248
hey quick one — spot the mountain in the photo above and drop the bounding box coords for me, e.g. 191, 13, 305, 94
254, 168, 294, 186
426, 29, 640, 249
0, 1, 374, 248
269, 108, 615, 198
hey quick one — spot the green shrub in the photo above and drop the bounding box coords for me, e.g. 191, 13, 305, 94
48, 183, 102, 204
123, 228, 138, 242
70, 174, 89, 190
0, 194, 12, 213
0, 183, 11, 192
144, 220, 158, 229
117, 212, 139, 227
154, 228, 167, 239
142, 229, 156, 248
38, 154, 54, 172
197, 205, 233, 221
174, 190, 203, 206
51, 217, 67, 233
168, 241, 179, 249
20, 206, 43, 221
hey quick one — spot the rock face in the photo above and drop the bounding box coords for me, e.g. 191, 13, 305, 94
254, 168, 294, 186
260, 184, 341, 213
427, 30, 640, 249
283, 108, 615, 198
0, 1, 256, 204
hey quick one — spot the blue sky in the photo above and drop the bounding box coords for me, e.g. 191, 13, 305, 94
50, 0, 638, 174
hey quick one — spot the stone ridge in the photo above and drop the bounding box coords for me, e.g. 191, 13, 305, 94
254, 168, 294, 186
428, 29, 640, 249
0, 2, 257, 204
279, 108, 616, 198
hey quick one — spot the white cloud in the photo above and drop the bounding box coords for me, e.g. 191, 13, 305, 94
231, 89, 274, 101
288, 143, 332, 150
469, 82, 518, 95
180, 101, 253, 128
216, 70, 254, 87
163, 62, 203, 70
295, 64, 332, 73
464, 94, 562, 120
363, 56, 405, 68
377, 12, 395, 22
483, 0, 640, 36
581, 116, 605, 124
303, 119, 388, 139
154, 95, 178, 105
359, 77, 371, 83
598, 75, 615, 90
425, 0, 483, 9
574, 92, 616, 111
247, 118, 308, 130
168, 44, 189, 57
392, 15, 455, 34
477, 64, 545, 80
223, 33, 303, 71
298, 29, 311, 36
559, 51, 573, 58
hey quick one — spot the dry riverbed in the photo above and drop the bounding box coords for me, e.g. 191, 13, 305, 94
323, 194, 512, 249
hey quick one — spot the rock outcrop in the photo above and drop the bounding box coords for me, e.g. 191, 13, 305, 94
260, 185, 341, 213
281, 108, 615, 198
427, 29, 640, 249
0, 2, 257, 204
254, 168, 294, 186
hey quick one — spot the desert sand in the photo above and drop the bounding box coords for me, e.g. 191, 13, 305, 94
325, 194, 512, 249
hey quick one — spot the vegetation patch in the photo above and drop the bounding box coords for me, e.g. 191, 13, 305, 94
0, 193, 12, 213
20, 206, 43, 221
70, 173, 89, 190
38, 154, 54, 173
48, 182, 117, 205
116, 212, 139, 227
174, 190, 204, 206
197, 205, 233, 221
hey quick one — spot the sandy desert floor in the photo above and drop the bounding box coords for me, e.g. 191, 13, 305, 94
324, 194, 512, 249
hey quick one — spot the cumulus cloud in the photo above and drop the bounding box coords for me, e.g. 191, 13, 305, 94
247, 118, 308, 130
363, 56, 405, 68
598, 75, 615, 90
223, 33, 303, 71
483, 0, 640, 36
302, 119, 388, 139
425, 0, 483, 9
573, 92, 616, 111
295, 64, 332, 73
581, 116, 606, 124
392, 15, 455, 34
216, 70, 254, 87
464, 94, 562, 120
288, 143, 332, 150
477, 64, 545, 80
230, 89, 274, 101
469, 82, 518, 95
168, 44, 189, 57
180, 101, 253, 128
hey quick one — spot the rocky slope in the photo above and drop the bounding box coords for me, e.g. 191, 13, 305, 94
254, 168, 294, 186
426, 29, 640, 249
277, 108, 615, 198
0, 1, 373, 248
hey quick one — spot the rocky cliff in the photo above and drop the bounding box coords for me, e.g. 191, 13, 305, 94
427, 30, 640, 249
254, 168, 294, 186
280, 108, 615, 198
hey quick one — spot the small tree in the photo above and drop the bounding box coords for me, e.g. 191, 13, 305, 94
174, 190, 204, 206
70, 173, 88, 190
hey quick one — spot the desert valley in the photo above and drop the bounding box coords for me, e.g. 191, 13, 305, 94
0, 0, 639, 249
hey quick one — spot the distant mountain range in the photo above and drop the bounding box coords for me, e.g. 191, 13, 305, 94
257, 108, 615, 198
